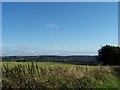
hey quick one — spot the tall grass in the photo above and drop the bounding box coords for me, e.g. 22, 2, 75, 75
2, 62, 120, 89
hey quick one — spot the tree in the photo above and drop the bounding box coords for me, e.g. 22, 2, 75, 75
98, 45, 120, 65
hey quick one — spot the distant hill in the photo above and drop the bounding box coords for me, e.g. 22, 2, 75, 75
2, 55, 101, 65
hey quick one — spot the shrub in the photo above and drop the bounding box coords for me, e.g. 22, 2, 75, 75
2, 62, 120, 89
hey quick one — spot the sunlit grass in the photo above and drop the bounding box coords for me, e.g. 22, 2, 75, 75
2, 62, 120, 89
2, 62, 96, 68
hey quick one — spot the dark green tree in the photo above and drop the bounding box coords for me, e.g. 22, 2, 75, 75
98, 45, 120, 65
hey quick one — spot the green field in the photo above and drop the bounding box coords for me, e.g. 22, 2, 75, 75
1, 62, 120, 89
2, 62, 96, 68
2, 62, 77, 68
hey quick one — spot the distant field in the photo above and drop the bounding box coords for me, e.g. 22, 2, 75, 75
2, 62, 96, 68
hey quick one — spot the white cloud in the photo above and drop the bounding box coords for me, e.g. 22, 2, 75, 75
2, 47, 97, 56
45, 23, 60, 30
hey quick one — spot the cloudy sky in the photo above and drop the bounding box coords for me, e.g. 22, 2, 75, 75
2, 2, 118, 56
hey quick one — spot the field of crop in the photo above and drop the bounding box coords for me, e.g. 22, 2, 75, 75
2, 62, 97, 68
1, 62, 120, 89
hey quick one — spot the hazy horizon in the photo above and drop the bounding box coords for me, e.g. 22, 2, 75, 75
2, 2, 118, 56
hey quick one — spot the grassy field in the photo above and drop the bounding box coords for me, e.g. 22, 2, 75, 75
1, 62, 120, 89
2, 62, 97, 68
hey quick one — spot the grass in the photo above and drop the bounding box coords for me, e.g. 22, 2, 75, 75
1, 62, 120, 89
2, 62, 96, 68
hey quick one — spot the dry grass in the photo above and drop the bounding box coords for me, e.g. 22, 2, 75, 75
2, 62, 120, 89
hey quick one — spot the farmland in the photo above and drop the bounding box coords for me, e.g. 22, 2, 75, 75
2, 62, 98, 68
1, 62, 120, 89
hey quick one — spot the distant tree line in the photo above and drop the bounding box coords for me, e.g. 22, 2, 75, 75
2, 55, 99, 65
98, 45, 120, 65
2, 45, 120, 65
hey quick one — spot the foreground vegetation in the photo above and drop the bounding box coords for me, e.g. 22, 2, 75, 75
2, 62, 120, 89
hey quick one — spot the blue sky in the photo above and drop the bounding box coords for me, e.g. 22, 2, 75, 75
2, 2, 118, 56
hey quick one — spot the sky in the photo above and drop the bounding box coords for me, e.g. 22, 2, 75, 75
2, 2, 118, 56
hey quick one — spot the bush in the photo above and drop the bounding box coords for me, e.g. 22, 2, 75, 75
98, 45, 120, 65
2, 62, 120, 89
